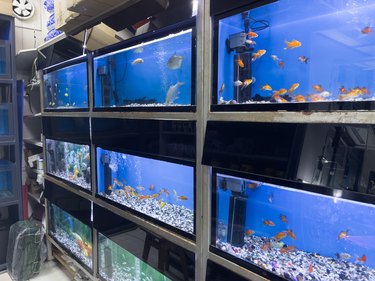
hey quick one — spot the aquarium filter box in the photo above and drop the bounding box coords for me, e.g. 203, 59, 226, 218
212, 0, 375, 111
93, 21, 195, 111
42, 55, 89, 110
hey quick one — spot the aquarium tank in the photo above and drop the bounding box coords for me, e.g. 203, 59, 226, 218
98, 233, 172, 281
43, 57, 88, 110
212, 172, 375, 281
213, 0, 375, 110
49, 203, 92, 270
96, 147, 194, 235
93, 28, 194, 109
0, 144, 15, 200
45, 139, 91, 191
0, 84, 11, 136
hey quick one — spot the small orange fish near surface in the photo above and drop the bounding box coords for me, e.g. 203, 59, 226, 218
263, 220, 275, 226
312, 85, 324, 92
245, 229, 255, 236
278, 60, 285, 69
149, 184, 155, 191
280, 214, 288, 224
248, 31, 258, 38
280, 246, 296, 254
357, 255, 367, 263
274, 231, 287, 241
286, 229, 297, 240
361, 26, 372, 34
309, 263, 313, 273
338, 230, 349, 240
178, 195, 188, 201
261, 84, 272, 91
308, 93, 326, 102
284, 39, 302, 50
252, 49, 266, 62
298, 56, 309, 63
236, 57, 245, 68
288, 83, 300, 94
247, 182, 261, 189
294, 94, 306, 102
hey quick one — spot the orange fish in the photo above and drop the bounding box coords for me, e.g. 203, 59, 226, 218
278, 60, 285, 69
280, 214, 288, 224
236, 57, 245, 68
274, 232, 287, 241
273, 88, 287, 96
139, 195, 151, 200
312, 85, 324, 93
308, 93, 326, 102
263, 220, 275, 226
178, 195, 188, 201
261, 84, 272, 91
361, 26, 372, 34
294, 94, 306, 102
245, 229, 255, 236
241, 77, 256, 90
361, 87, 369, 94
284, 39, 302, 50
286, 229, 297, 240
357, 255, 367, 263
248, 31, 258, 38
339, 86, 347, 94
280, 246, 296, 254
247, 182, 261, 189
107, 185, 113, 191
252, 49, 266, 62
338, 230, 349, 240
262, 242, 271, 251
309, 263, 313, 273
219, 83, 225, 95
288, 83, 300, 94
273, 95, 288, 103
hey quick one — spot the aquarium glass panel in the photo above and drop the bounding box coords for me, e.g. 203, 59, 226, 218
93, 29, 193, 108
49, 203, 92, 269
0, 144, 15, 200
97, 148, 194, 234
45, 139, 91, 191
98, 233, 172, 281
214, 1, 375, 109
43, 61, 88, 110
213, 173, 375, 280
0, 84, 11, 136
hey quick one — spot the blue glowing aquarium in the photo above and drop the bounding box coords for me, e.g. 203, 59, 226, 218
42, 56, 89, 110
48, 203, 93, 270
96, 147, 195, 235
212, 172, 375, 281
212, 0, 375, 111
0, 84, 12, 136
93, 24, 195, 110
0, 144, 15, 201
45, 139, 91, 191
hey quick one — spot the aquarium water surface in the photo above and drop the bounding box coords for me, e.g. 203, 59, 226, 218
216, 0, 375, 106
98, 233, 172, 281
43, 61, 88, 109
97, 148, 194, 234
214, 173, 375, 280
93, 29, 193, 108
45, 139, 91, 190
49, 203, 92, 269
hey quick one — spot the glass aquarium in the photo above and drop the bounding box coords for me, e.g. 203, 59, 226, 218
0, 84, 12, 136
0, 17, 11, 78
93, 28, 194, 109
213, 0, 375, 110
0, 144, 15, 200
43, 58, 88, 110
96, 148, 195, 235
49, 203, 92, 270
45, 139, 91, 191
98, 233, 172, 281
212, 172, 375, 281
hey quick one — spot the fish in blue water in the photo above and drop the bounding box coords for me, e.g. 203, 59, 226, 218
338, 229, 349, 239
165, 82, 184, 105
167, 54, 183, 70
132, 58, 144, 65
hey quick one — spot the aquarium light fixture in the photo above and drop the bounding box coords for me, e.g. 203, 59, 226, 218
95, 29, 193, 60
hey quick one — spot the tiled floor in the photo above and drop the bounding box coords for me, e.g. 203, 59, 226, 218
0, 260, 70, 281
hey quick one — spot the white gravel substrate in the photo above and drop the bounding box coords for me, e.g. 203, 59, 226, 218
50, 171, 91, 191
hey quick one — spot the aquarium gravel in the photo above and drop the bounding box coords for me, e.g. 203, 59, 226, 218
51, 228, 92, 269
51, 171, 90, 191
102, 191, 194, 234
100, 265, 159, 281
216, 236, 375, 281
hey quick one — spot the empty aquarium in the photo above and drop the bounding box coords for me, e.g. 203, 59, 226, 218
49, 203, 92, 270
96, 147, 194, 235
0, 144, 15, 200
213, 0, 375, 111
212, 172, 375, 281
0, 84, 12, 136
45, 139, 91, 191
43, 56, 88, 110
93, 27, 194, 109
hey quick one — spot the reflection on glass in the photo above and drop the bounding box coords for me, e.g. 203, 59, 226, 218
98, 233, 172, 281
96, 148, 194, 234
214, 173, 375, 280
215, 1, 375, 106
43, 61, 88, 109
49, 203, 92, 269
93, 29, 193, 108
45, 139, 91, 190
